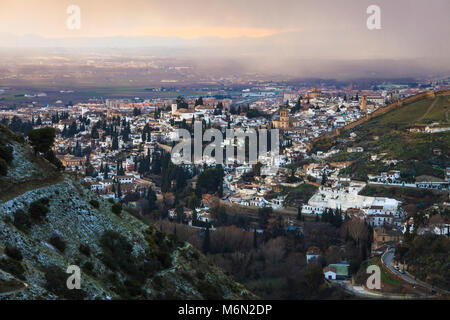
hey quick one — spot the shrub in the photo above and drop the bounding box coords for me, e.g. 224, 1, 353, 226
99, 231, 144, 282
0, 258, 25, 281
29, 201, 49, 221
0, 144, 13, 163
13, 209, 31, 231
82, 261, 94, 275
4, 245, 23, 261
111, 203, 122, 215
38, 197, 50, 205
44, 150, 64, 170
123, 279, 143, 298
79, 244, 91, 256
49, 234, 66, 253
0, 158, 7, 176
44, 266, 86, 299
156, 250, 172, 269
89, 199, 99, 209
27, 127, 56, 155
100, 231, 133, 271
197, 280, 224, 300
142, 258, 162, 278
107, 198, 115, 204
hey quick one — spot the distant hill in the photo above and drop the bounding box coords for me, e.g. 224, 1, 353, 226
315, 94, 450, 181
0, 124, 255, 300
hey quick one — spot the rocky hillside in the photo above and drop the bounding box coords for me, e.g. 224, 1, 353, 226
0, 124, 255, 300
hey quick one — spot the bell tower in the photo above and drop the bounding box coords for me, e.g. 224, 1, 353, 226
360, 95, 367, 110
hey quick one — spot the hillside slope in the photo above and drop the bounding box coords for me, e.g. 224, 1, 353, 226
316, 96, 450, 181
0, 125, 255, 300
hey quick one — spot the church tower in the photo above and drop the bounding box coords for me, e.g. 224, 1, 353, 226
360, 95, 367, 110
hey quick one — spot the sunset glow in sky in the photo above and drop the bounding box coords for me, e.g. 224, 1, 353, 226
0, 0, 447, 39
0, 0, 449, 66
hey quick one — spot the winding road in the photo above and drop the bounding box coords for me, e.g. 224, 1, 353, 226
382, 249, 420, 286
381, 248, 449, 296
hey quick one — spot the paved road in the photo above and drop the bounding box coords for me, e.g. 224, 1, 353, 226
382, 249, 420, 286
332, 280, 415, 299
381, 248, 448, 296
334, 280, 382, 298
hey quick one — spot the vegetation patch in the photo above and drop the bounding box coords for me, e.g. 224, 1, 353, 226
44, 265, 86, 299
0, 258, 26, 281
28, 199, 50, 221
396, 234, 450, 290
4, 245, 23, 261
49, 234, 67, 253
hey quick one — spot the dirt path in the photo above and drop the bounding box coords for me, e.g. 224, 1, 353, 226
418, 97, 438, 122
0, 173, 64, 203
0, 282, 27, 297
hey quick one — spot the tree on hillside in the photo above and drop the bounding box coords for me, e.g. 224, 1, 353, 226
194, 97, 204, 106
340, 218, 369, 248
27, 127, 56, 155
176, 96, 189, 109
258, 207, 272, 229
146, 187, 157, 212
211, 205, 228, 226
202, 225, 211, 254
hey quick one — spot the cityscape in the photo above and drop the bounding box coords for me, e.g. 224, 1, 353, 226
0, 0, 449, 309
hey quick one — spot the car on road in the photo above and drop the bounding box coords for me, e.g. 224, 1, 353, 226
394, 266, 399, 270
399, 269, 405, 274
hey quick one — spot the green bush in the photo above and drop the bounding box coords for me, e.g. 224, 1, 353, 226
99, 231, 145, 283
0, 158, 7, 176
89, 199, 99, 209
0, 144, 13, 163
100, 231, 133, 270
82, 261, 94, 275
28, 201, 49, 221
49, 234, 66, 253
44, 150, 64, 171
4, 245, 23, 261
197, 280, 224, 300
156, 250, 172, 269
0, 258, 25, 281
123, 279, 143, 298
13, 209, 31, 231
38, 197, 50, 206
27, 127, 56, 155
79, 244, 91, 256
111, 203, 122, 215
44, 265, 86, 299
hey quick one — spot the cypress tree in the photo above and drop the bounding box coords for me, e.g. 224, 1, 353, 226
202, 226, 210, 254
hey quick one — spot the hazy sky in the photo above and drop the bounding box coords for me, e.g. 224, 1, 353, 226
1, 0, 448, 38
0, 0, 449, 75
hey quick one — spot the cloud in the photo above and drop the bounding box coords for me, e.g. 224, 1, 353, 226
0, 0, 448, 64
